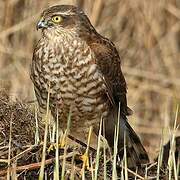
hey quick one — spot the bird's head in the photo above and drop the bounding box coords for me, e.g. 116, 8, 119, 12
37, 5, 96, 39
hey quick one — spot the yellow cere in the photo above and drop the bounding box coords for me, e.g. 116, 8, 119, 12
52, 15, 62, 23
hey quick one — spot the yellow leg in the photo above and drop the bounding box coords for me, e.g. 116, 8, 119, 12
59, 130, 68, 148
81, 126, 93, 171
47, 130, 68, 153
81, 152, 90, 169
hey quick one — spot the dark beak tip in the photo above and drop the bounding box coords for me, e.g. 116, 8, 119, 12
36, 21, 47, 30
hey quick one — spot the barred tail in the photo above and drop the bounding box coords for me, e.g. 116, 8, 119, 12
104, 108, 149, 168
122, 117, 149, 168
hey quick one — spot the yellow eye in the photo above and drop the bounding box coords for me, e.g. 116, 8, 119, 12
51, 16, 62, 23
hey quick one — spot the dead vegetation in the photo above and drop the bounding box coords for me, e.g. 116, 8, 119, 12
0, 0, 179, 179
0, 91, 179, 179
0, 90, 44, 146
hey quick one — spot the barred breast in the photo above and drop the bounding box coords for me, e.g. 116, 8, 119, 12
31, 35, 110, 134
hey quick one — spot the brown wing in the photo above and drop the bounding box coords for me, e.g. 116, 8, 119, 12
89, 36, 131, 116
88, 37, 150, 167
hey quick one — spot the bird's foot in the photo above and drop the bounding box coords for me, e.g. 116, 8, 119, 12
80, 152, 90, 170
80, 126, 93, 172
47, 131, 68, 153
47, 143, 56, 153
59, 131, 67, 148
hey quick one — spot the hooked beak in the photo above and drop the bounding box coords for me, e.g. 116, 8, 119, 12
36, 20, 48, 30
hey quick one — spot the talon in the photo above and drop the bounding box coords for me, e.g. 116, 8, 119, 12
47, 131, 68, 153
47, 144, 56, 153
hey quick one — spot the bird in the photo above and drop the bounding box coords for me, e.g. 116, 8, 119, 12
30, 5, 149, 167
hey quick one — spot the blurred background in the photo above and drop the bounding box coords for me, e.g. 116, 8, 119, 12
0, 0, 179, 160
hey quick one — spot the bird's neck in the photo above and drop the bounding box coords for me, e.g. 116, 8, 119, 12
42, 28, 78, 42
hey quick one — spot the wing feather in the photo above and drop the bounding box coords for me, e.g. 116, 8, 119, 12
89, 37, 132, 116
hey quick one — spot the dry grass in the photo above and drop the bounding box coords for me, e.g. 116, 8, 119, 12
0, 91, 179, 179
0, 0, 180, 179
0, 90, 44, 146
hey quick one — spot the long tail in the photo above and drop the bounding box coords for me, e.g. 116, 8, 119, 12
104, 108, 149, 168
122, 117, 149, 167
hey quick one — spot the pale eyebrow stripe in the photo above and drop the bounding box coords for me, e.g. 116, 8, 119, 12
53, 10, 75, 16
51, 9, 84, 16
